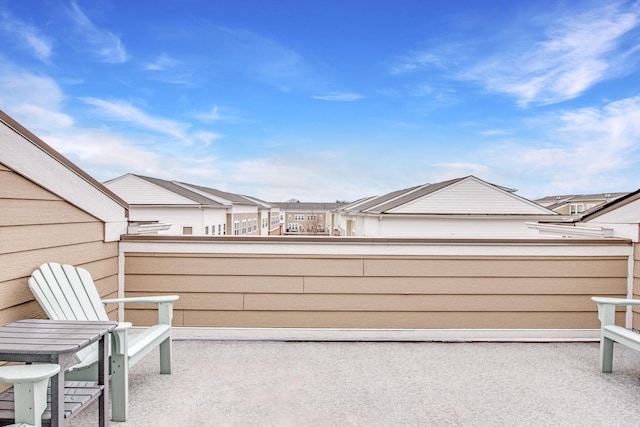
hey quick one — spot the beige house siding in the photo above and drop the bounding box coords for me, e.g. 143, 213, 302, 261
123, 241, 628, 329
0, 163, 119, 325
634, 237, 640, 330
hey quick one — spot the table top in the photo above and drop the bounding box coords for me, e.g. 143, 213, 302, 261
0, 319, 118, 356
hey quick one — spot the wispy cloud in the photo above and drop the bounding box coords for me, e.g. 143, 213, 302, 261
0, 60, 73, 130
67, 1, 128, 63
144, 53, 178, 71
80, 97, 190, 141
467, 2, 640, 106
488, 95, 640, 196
390, 51, 449, 75
0, 10, 53, 61
312, 92, 364, 101
194, 105, 243, 123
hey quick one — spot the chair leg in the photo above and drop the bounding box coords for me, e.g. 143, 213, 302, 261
600, 336, 614, 373
110, 353, 129, 422
159, 337, 172, 374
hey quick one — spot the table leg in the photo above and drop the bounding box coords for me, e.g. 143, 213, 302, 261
98, 334, 109, 427
51, 356, 65, 427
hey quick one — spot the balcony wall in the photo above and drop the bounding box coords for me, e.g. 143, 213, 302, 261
121, 235, 632, 332
0, 163, 119, 325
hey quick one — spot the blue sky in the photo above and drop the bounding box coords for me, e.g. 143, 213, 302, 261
1, 0, 640, 202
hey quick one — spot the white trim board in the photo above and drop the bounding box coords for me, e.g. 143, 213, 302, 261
170, 327, 600, 342
121, 240, 632, 257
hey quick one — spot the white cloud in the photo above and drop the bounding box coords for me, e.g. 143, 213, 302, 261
0, 64, 74, 131
390, 51, 448, 75
144, 53, 178, 71
194, 106, 243, 123
80, 97, 191, 142
467, 2, 640, 106
0, 10, 53, 61
312, 92, 364, 101
487, 96, 640, 196
192, 130, 223, 147
68, 1, 128, 63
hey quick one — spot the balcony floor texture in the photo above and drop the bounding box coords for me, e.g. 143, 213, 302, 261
68, 340, 640, 426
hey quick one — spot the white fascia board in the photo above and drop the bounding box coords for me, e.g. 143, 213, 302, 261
526, 222, 614, 238
1, 121, 127, 241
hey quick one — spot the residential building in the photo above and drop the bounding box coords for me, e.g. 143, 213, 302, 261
272, 201, 346, 235
535, 193, 629, 216
333, 176, 559, 238
2, 108, 640, 340
104, 174, 281, 236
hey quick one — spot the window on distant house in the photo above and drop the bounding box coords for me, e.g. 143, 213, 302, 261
294, 214, 304, 221
183, 226, 193, 235
233, 221, 239, 235
241, 220, 247, 234
217, 224, 221, 235
307, 215, 316, 221
223, 224, 226, 235
205, 226, 209, 235
570, 204, 584, 215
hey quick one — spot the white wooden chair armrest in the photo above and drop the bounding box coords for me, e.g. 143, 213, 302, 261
0, 364, 61, 427
591, 297, 640, 306
102, 295, 179, 305
0, 364, 60, 384
102, 296, 178, 325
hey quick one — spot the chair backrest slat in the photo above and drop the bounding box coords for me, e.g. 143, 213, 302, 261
29, 262, 111, 365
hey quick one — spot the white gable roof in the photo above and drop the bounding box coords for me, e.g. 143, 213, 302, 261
387, 176, 555, 215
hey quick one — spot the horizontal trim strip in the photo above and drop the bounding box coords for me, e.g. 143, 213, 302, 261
121, 240, 632, 257
169, 327, 600, 342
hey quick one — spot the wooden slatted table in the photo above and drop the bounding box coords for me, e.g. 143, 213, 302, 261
0, 319, 117, 427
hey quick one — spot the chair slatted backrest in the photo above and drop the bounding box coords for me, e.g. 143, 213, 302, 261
29, 262, 110, 364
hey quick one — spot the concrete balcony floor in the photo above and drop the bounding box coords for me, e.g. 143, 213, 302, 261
69, 340, 640, 426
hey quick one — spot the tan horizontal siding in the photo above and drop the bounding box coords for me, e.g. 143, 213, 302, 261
304, 277, 625, 295
139, 310, 624, 329
0, 166, 120, 326
0, 168, 61, 201
126, 254, 363, 277
0, 222, 104, 254
634, 241, 640, 330
364, 258, 627, 278
123, 252, 628, 330
1, 199, 97, 226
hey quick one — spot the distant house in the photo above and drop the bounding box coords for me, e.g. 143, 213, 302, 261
176, 181, 281, 236
272, 201, 346, 235
577, 189, 640, 241
535, 192, 629, 216
104, 174, 281, 236
333, 176, 558, 238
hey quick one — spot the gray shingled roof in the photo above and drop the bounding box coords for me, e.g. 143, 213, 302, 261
134, 175, 227, 207
176, 182, 256, 206
365, 178, 464, 213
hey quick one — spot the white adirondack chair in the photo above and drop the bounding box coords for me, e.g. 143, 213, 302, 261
28, 262, 179, 422
0, 363, 60, 427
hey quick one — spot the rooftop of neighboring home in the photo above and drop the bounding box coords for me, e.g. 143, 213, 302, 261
336, 175, 556, 216
272, 201, 347, 211
105, 173, 267, 208
535, 192, 630, 210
